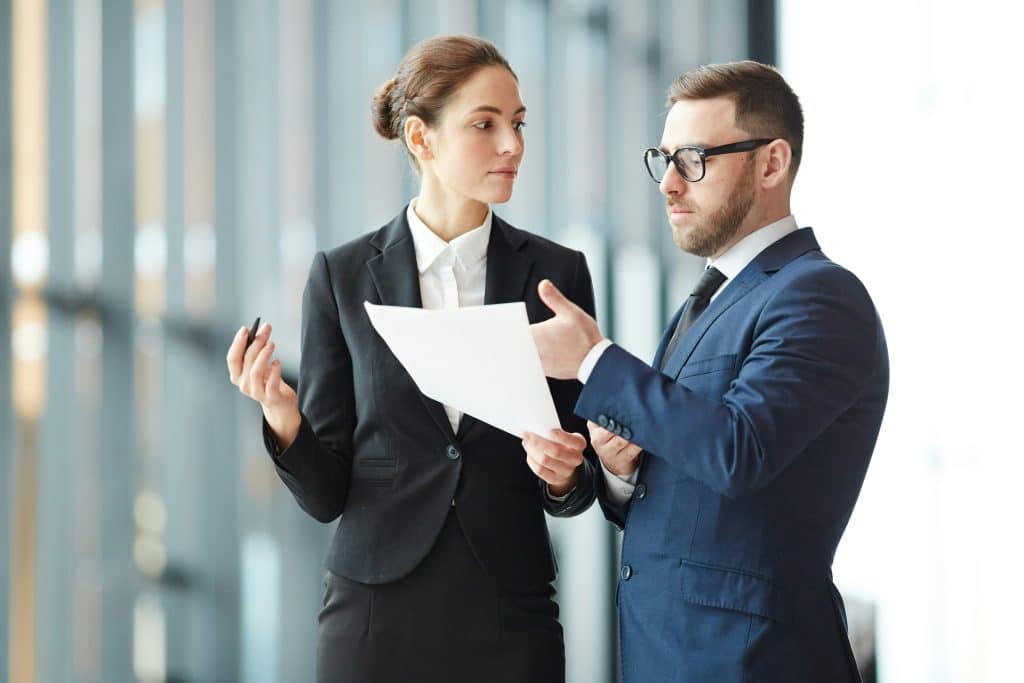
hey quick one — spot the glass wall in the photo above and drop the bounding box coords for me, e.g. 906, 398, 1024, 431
2, 1, 759, 681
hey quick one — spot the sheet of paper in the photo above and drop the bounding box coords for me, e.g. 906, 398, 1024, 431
364, 301, 560, 437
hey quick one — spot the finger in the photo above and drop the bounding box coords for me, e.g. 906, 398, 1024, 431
547, 429, 587, 452
606, 434, 631, 453
226, 325, 248, 383
243, 322, 273, 371
524, 453, 550, 480
586, 421, 616, 446
524, 441, 581, 476
537, 279, 581, 318
525, 432, 582, 467
265, 359, 282, 402
248, 341, 276, 403
525, 450, 575, 482
621, 443, 643, 458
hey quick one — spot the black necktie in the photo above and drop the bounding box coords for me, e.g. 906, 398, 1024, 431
660, 266, 727, 369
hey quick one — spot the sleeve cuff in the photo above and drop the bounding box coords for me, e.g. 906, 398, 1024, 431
600, 458, 637, 505
544, 484, 574, 503
578, 339, 614, 383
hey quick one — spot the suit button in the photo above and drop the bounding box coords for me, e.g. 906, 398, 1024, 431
622, 427, 632, 441
607, 419, 619, 433
620, 564, 633, 581
597, 414, 609, 428
446, 445, 461, 460
635, 483, 647, 500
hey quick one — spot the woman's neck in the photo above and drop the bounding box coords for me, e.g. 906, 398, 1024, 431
414, 178, 489, 243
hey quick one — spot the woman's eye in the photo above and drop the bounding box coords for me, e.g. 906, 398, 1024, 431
473, 121, 491, 130
513, 121, 527, 131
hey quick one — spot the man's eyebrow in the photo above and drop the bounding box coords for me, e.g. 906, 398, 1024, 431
659, 142, 705, 153
467, 105, 527, 116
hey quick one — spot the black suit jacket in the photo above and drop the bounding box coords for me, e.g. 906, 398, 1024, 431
264, 209, 598, 593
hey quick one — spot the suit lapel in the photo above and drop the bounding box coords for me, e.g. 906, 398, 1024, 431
366, 210, 459, 443
483, 215, 533, 305
456, 214, 534, 441
652, 303, 685, 370
661, 269, 764, 378
660, 227, 821, 378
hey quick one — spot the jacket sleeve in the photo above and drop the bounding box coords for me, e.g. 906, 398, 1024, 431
575, 265, 887, 499
264, 251, 356, 523
543, 249, 600, 517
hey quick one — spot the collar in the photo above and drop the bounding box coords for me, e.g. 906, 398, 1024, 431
406, 198, 492, 274
709, 214, 799, 280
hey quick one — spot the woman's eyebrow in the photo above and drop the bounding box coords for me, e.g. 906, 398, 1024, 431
467, 105, 527, 116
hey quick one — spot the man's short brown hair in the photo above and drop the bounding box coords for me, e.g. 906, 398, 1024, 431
668, 60, 804, 176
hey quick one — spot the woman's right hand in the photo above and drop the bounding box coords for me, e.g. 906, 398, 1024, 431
226, 321, 301, 450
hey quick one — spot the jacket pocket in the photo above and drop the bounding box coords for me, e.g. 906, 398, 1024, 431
679, 559, 791, 624
677, 353, 738, 379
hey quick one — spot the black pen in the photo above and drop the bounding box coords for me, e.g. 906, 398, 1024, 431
245, 316, 261, 350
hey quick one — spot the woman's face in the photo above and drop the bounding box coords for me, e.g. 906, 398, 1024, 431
421, 65, 526, 205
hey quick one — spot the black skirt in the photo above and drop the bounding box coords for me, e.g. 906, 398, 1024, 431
316, 509, 565, 683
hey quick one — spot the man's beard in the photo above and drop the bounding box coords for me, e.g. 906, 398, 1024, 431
670, 159, 756, 258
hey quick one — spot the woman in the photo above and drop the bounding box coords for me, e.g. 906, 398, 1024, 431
226, 35, 597, 682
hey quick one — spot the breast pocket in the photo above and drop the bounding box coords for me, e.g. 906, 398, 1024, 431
675, 353, 738, 399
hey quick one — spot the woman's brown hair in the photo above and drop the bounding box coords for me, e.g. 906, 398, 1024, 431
371, 35, 516, 166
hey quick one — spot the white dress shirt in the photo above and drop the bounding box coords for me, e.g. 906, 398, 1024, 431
585, 215, 800, 504
406, 199, 492, 433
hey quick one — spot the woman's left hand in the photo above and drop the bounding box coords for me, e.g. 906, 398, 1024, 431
521, 429, 586, 497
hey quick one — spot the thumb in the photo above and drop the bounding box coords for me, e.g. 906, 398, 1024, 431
537, 279, 578, 317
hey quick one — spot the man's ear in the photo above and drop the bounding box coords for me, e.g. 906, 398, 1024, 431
761, 138, 793, 189
404, 116, 433, 162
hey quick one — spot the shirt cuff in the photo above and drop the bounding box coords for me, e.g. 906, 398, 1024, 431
545, 484, 574, 503
600, 458, 637, 505
578, 339, 614, 383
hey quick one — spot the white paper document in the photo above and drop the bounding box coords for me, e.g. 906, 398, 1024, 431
364, 301, 560, 437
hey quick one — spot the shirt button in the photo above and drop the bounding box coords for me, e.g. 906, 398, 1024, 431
446, 445, 461, 460
620, 564, 633, 581
635, 483, 647, 500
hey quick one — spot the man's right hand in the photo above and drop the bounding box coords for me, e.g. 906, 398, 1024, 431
587, 420, 642, 477
226, 321, 301, 449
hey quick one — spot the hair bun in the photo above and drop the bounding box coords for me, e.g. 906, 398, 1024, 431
371, 77, 401, 140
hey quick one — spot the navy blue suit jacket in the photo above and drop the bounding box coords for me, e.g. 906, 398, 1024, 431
576, 228, 889, 682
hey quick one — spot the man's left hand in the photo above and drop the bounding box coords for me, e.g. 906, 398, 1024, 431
522, 429, 587, 496
530, 280, 604, 380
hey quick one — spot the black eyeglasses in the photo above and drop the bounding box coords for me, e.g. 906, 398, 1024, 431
643, 138, 773, 183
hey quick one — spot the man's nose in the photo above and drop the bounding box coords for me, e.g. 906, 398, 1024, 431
659, 162, 687, 196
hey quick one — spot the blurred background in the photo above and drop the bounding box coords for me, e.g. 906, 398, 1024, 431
2, 0, 1023, 681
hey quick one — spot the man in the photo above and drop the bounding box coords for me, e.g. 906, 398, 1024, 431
526, 61, 889, 682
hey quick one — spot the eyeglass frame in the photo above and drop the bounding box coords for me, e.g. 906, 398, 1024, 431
643, 138, 775, 183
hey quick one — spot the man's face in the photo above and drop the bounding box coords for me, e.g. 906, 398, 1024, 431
658, 97, 758, 259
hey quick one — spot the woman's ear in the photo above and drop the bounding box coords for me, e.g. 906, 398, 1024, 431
760, 138, 792, 189
404, 116, 433, 162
